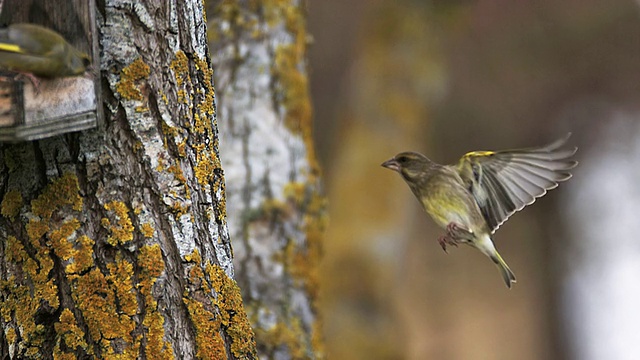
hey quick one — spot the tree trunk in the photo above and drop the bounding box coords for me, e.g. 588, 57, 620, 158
0, 1, 256, 359
207, 1, 326, 358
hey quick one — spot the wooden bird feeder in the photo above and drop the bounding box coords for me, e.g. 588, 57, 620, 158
0, 0, 101, 142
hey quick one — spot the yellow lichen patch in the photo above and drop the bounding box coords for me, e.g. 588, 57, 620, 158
137, 246, 172, 359
170, 50, 193, 104
65, 235, 95, 275
184, 296, 227, 359
135, 105, 149, 113
311, 319, 326, 359
26, 219, 50, 242
262, 0, 292, 27
281, 179, 328, 357
183, 249, 256, 358
106, 255, 138, 316
176, 139, 187, 158
30, 173, 83, 219
115, 57, 151, 101
140, 222, 155, 238
162, 122, 180, 138
1, 189, 22, 219
71, 266, 136, 355
183, 248, 201, 264
4, 235, 26, 263
283, 182, 306, 206
207, 263, 257, 358
212, 178, 227, 223
54, 308, 88, 353
208, 0, 260, 40
170, 51, 190, 88
167, 164, 188, 193
194, 152, 215, 186
194, 56, 215, 118
138, 244, 164, 279
5, 327, 16, 344
184, 252, 225, 356
2, 233, 59, 355
48, 219, 81, 261
169, 200, 189, 219
102, 201, 135, 246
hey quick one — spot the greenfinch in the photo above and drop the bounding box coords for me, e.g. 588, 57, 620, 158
0, 23, 90, 78
382, 134, 577, 288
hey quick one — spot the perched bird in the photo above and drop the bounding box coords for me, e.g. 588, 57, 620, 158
382, 134, 577, 288
0, 23, 90, 80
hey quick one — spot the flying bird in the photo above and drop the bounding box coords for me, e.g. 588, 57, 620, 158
382, 134, 578, 288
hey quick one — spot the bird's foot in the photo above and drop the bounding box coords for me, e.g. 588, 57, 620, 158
18, 72, 41, 93
0, 71, 41, 93
437, 234, 459, 253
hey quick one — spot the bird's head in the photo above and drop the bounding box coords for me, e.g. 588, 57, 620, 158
381, 152, 433, 182
65, 47, 92, 76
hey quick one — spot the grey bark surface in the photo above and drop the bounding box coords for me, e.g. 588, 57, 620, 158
0, 1, 256, 359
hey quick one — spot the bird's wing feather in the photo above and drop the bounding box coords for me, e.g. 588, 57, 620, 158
456, 133, 577, 233
0, 24, 59, 57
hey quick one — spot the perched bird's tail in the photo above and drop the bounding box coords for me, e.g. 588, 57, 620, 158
490, 252, 516, 289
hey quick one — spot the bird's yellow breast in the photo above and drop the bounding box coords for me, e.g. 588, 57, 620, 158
418, 172, 482, 230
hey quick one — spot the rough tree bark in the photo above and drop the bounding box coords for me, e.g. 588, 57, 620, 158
0, 1, 257, 359
207, 1, 326, 359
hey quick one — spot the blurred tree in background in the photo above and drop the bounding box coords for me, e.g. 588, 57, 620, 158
207, 1, 326, 358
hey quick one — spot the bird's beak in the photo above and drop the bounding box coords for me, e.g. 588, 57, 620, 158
381, 158, 400, 172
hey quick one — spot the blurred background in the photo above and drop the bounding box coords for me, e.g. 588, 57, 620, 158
308, 1, 640, 359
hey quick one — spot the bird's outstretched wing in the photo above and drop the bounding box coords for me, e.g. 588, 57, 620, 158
456, 134, 578, 233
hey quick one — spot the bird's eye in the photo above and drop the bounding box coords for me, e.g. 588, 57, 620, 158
397, 155, 409, 163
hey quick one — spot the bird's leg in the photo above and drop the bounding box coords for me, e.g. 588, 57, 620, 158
438, 222, 475, 253
446, 222, 473, 241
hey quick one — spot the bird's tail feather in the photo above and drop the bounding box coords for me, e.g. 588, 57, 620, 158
491, 252, 516, 289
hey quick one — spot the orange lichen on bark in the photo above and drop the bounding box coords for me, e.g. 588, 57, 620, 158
48, 219, 80, 261
30, 173, 83, 219
140, 222, 155, 238
107, 255, 138, 316
170, 51, 190, 88
194, 56, 215, 119
207, 263, 257, 358
65, 235, 95, 275
54, 308, 88, 354
170, 51, 191, 104
1, 189, 22, 219
1, 174, 86, 356
183, 250, 227, 358
137, 244, 172, 359
184, 297, 228, 359
116, 57, 151, 101
70, 266, 137, 356
102, 201, 135, 246
183, 250, 257, 359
